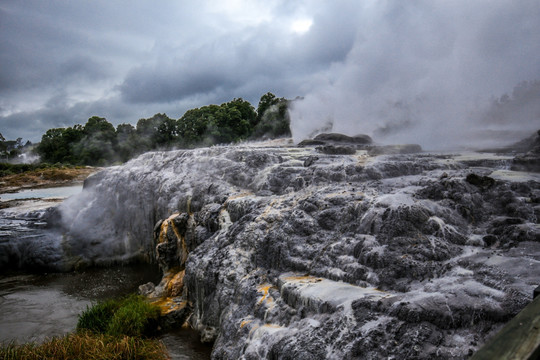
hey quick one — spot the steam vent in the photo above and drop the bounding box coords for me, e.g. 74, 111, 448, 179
10, 132, 540, 359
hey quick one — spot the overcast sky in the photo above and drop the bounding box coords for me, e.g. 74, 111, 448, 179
1, 1, 539, 148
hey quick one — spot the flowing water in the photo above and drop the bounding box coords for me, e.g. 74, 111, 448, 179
0, 186, 212, 359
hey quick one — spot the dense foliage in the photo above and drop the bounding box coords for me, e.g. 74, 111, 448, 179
34, 93, 292, 165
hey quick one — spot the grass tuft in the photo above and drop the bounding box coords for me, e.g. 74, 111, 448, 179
1, 294, 168, 359
0, 332, 168, 360
77, 297, 120, 334
77, 294, 161, 337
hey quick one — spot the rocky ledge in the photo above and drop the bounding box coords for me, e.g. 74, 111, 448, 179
43, 135, 540, 359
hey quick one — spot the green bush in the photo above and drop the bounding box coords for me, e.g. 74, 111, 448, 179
77, 295, 160, 337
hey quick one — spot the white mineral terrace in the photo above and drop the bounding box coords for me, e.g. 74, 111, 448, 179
278, 272, 394, 313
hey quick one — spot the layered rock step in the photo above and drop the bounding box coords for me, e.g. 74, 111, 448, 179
277, 273, 393, 314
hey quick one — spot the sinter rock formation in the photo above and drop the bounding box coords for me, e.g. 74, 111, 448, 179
3, 133, 539, 359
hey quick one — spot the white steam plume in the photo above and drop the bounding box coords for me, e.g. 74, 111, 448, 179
289, 1, 540, 150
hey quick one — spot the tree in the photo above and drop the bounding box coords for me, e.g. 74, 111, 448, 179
252, 93, 291, 139
177, 100, 256, 146
256, 92, 279, 125
31, 92, 292, 165
135, 113, 178, 150
84, 116, 116, 138
36, 127, 80, 163
217, 99, 254, 142
155, 115, 179, 147
228, 98, 257, 129
178, 106, 218, 147
115, 123, 140, 162
73, 116, 117, 165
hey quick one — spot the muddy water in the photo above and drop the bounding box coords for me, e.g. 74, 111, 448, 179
0, 265, 212, 359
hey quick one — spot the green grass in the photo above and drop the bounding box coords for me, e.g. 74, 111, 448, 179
0, 332, 168, 360
0, 294, 168, 360
77, 294, 161, 337
76, 297, 121, 334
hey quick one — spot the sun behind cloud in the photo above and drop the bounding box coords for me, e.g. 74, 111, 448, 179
291, 18, 313, 34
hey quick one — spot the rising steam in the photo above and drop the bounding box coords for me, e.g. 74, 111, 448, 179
289, 1, 540, 150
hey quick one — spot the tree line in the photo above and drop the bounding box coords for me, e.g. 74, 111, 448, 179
35, 93, 291, 166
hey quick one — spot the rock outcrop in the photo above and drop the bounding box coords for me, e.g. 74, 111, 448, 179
298, 132, 423, 156
7, 137, 539, 358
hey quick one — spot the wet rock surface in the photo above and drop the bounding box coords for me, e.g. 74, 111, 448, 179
11, 139, 540, 358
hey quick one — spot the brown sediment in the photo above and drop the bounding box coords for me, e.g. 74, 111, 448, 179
257, 283, 274, 305
0, 167, 98, 193
240, 319, 253, 328
151, 297, 189, 316
282, 275, 323, 283
152, 214, 190, 317
165, 269, 186, 297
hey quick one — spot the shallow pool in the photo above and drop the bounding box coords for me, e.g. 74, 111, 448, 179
0, 185, 83, 202
0, 266, 212, 359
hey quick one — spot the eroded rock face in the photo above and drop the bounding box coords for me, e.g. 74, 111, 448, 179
52, 141, 540, 358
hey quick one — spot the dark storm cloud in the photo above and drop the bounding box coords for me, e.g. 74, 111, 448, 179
119, 1, 359, 105
119, 50, 243, 104
1, 0, 539, 148
0, 2, 118, 94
